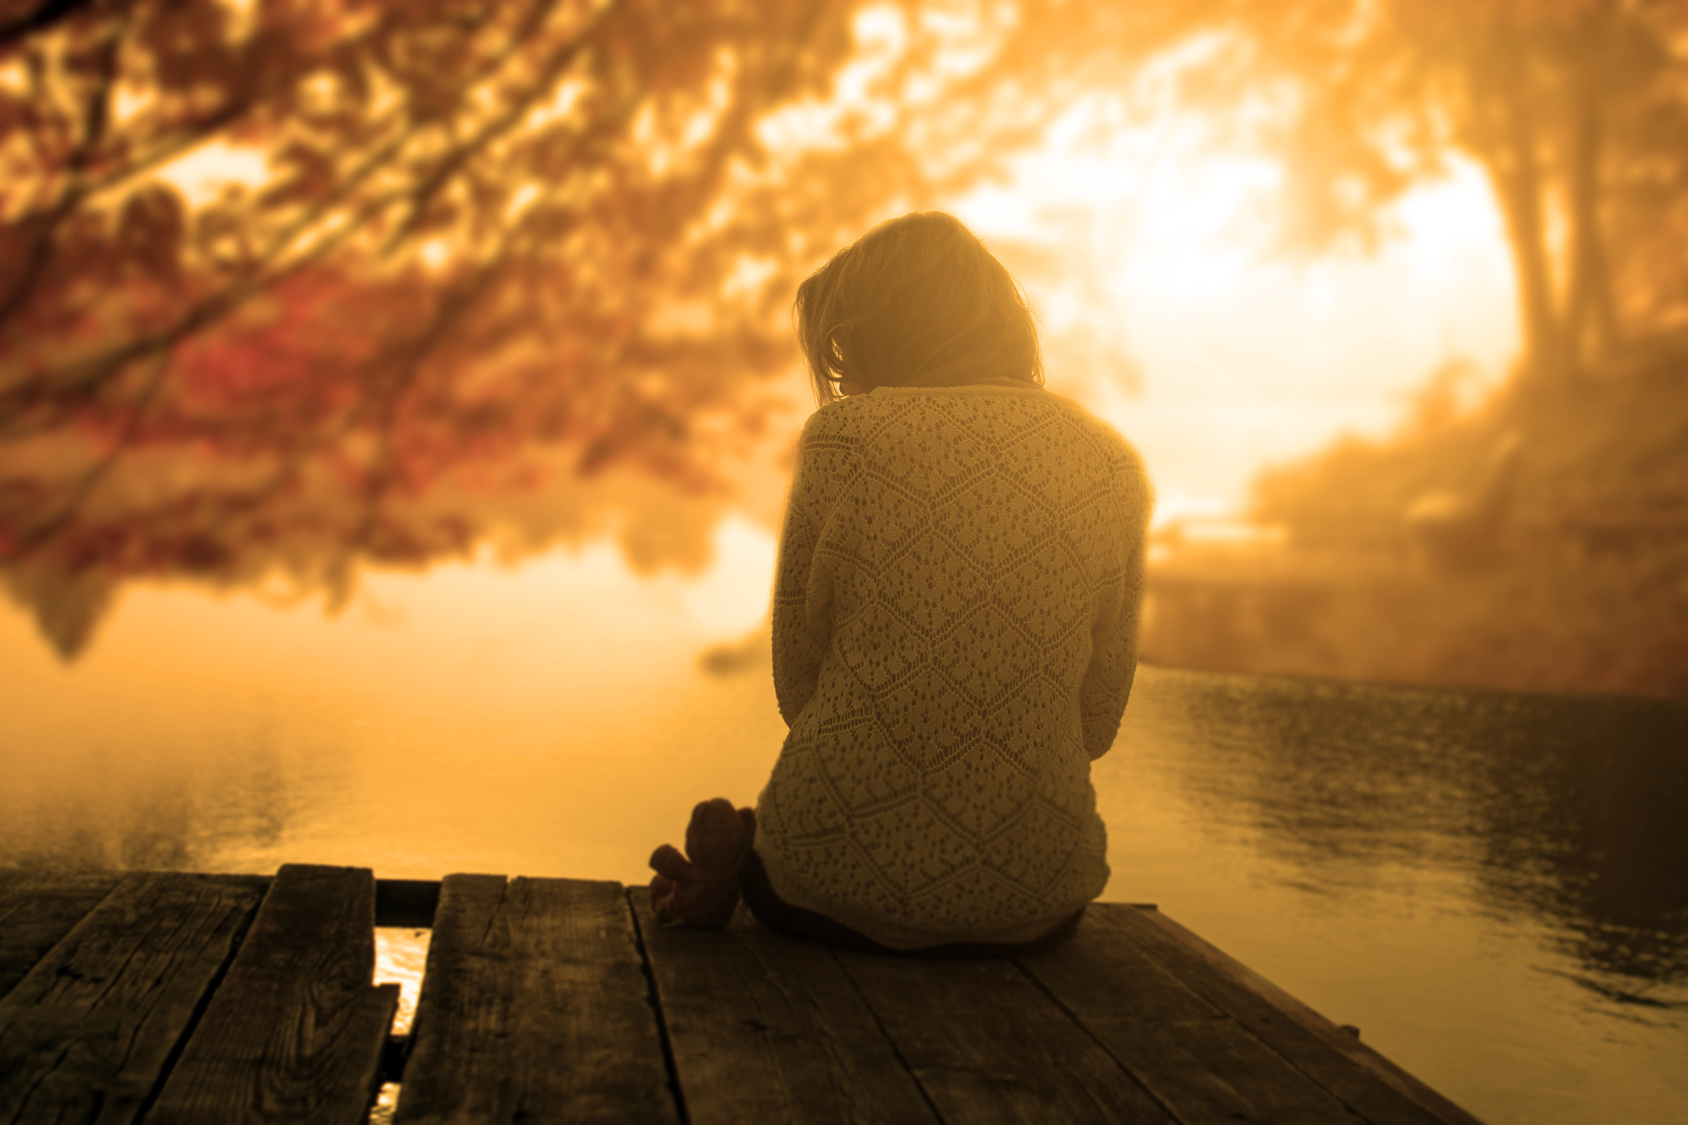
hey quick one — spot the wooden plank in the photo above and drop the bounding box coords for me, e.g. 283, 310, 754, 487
1120, 907, 1479, 1124
1087, 1018, 1362, 1124
631, 890, 939, 1125
147, 865, 400, 1125
0, 870, 123, 1001
0, 871, 267, 1125
394, 875, 678, 1125
836, 947, 1176, 1124
1014, 907, 1223, 1024
1017, 905, 1356, 1123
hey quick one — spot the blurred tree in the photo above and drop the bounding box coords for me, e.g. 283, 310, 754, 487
985, 0, 1688, 383
0, 0, 967, 654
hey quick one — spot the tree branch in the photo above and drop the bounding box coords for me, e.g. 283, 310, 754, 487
0, 0, 96, 50
0, 6, 127, 325
380, 0, 614, 255
1, 0, 598, 400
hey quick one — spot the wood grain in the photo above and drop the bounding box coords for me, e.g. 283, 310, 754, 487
0, 870, 122, 1001
632, 891, 938, 1125
1015, 906, 1222, 1024
394, 875, 678, 1125
837, 946, 1175, 1124
1105, 1017, 1365, 1123
147, 865, 400, 1125
0, 871, 267, 1125
1119, 906, 1478, 1125
1018, 904, 1357, 1123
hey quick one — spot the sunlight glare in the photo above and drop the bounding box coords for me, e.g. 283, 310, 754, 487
679, 514, 777, 639
954, 101, 1519, 517
1395, 159, 1512, 281
755, 4, 907, 151
524, 77, 589, 131
159, 140, 272, 207
418, 238, 452, 271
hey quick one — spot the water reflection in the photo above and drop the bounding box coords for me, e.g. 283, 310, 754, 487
1, 714, 321, 872
1137, 670, 1688, 997
0, 534, 786, 883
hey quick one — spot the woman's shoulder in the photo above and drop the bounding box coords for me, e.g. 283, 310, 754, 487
1008, 389, 1149, 479
803, 386, 1146, 475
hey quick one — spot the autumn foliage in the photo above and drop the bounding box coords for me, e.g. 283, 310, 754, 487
0, 0, 934, 652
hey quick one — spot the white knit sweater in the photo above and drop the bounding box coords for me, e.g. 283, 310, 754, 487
755, 383, 1151, 948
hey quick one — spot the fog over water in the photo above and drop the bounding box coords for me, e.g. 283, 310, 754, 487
2, 544, 1684, 1125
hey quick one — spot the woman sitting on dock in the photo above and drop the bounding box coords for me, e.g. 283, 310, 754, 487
651, 211, 1152, 954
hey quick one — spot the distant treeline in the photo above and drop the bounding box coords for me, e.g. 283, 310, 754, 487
1144, 346, 1688, 697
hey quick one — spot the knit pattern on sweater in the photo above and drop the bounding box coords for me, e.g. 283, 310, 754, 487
757, 386, 1150, 938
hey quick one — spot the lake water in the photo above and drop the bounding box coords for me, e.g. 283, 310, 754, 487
2, 540, 1684, 1124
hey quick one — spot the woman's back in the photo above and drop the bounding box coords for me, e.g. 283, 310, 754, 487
756, 382, 1150, 948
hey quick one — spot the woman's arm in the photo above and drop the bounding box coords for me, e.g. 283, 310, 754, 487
771, 416, 833, 727
1079, 456, 1153, 761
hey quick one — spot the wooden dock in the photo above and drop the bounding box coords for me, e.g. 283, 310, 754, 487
0, 865, 1482, 1124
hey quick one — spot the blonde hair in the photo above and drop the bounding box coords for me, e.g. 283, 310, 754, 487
793, 211, 1044, 403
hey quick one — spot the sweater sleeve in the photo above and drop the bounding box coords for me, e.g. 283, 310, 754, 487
1079, 451, 1153, 761
771, 415, 833, 728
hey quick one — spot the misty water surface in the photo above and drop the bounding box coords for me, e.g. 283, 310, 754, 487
1, 543, 1684, 1125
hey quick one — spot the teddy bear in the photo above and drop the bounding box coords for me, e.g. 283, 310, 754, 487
648, 797, 756, 928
